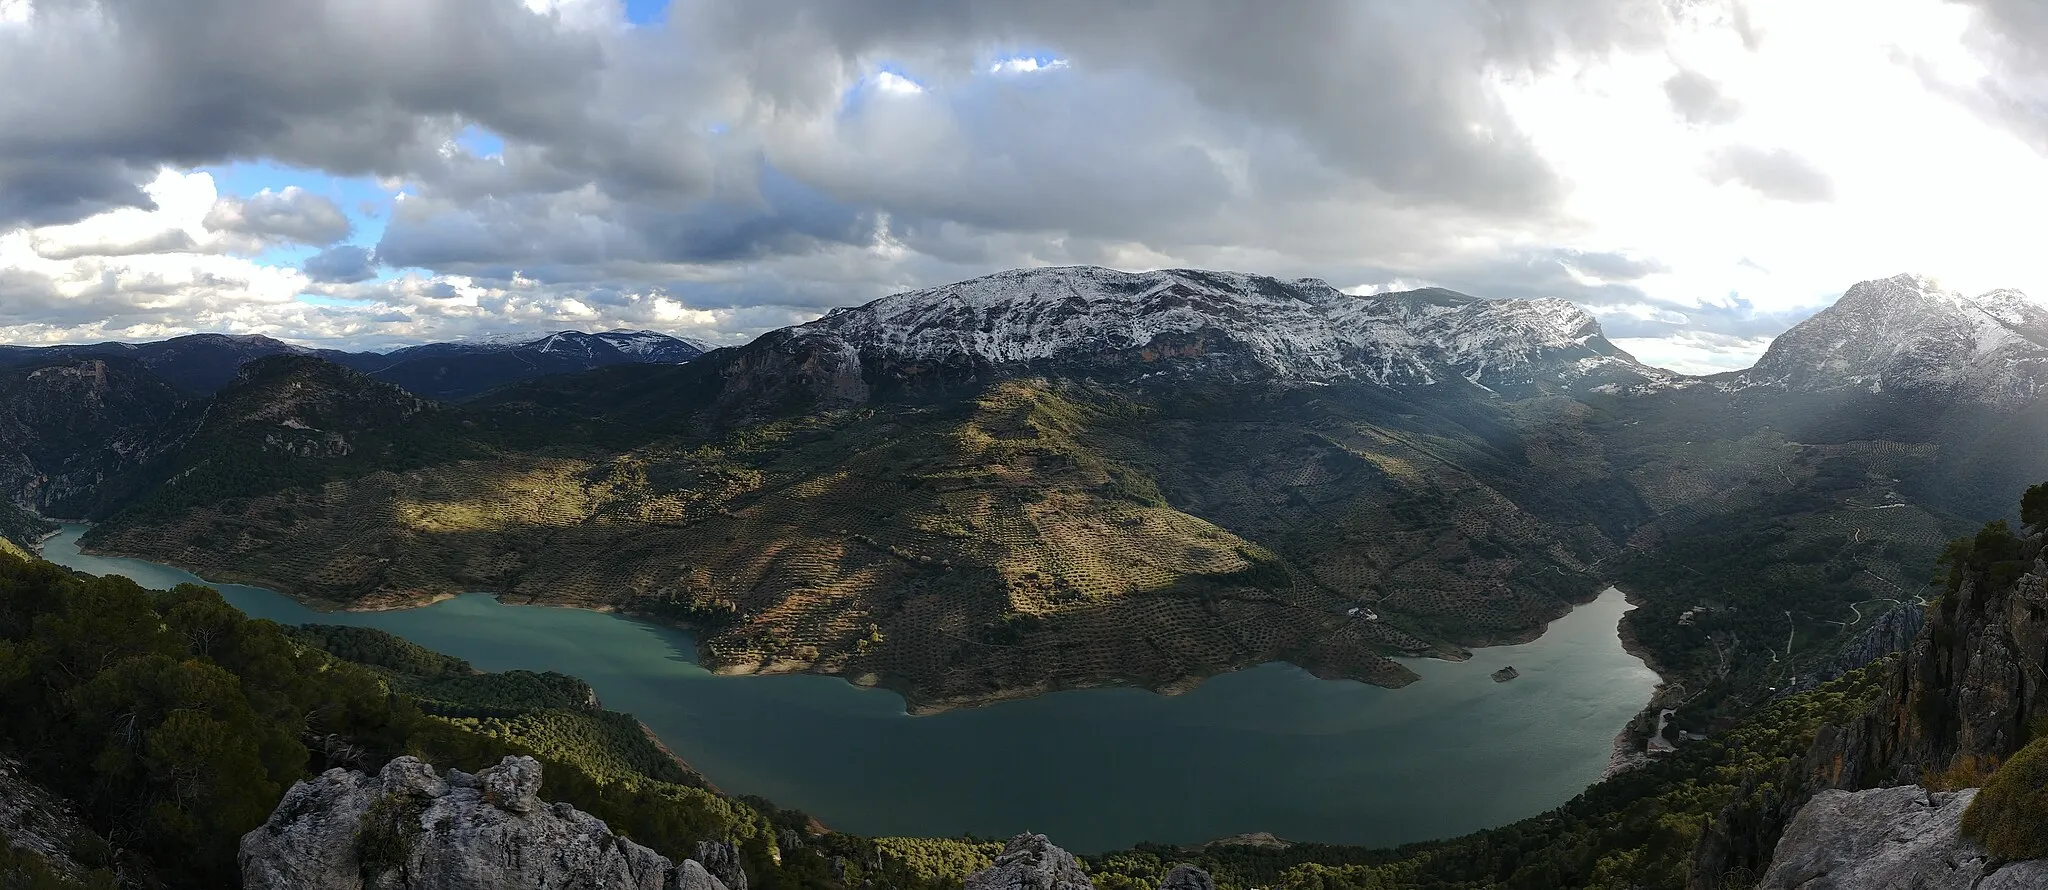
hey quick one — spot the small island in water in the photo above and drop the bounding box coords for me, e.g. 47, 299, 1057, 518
1492, 666, 1520, 683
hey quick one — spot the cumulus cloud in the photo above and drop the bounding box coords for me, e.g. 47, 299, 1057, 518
1664, 68, 1742, 124
204, 187, 353, 245
302, 244, 379, 283
1705, 145, 1837, 203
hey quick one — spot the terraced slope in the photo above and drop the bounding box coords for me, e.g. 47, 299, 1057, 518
100, 377, 1588, 710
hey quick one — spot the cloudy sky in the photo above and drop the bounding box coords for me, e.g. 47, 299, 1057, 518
4, 0, 2048, 372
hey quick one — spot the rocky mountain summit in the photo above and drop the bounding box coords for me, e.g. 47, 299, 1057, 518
1758, 786, 2048, 889
801, 265, 1666, 392
241, 755, 737, 890
1740, 273, 2048, 404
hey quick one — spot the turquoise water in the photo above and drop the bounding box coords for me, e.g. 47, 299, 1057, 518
41, 525, 1656, 852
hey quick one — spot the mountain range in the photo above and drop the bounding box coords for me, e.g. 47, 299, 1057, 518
0, 328, 712, 399
4, 267, 2047, 719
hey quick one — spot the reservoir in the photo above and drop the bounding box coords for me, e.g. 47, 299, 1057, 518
41, 524, 1657, 853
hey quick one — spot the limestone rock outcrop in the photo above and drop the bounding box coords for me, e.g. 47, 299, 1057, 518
1890, 549, 2048, 780
961, 834, 1215, 890
1157, 863, 1216, 890
1757, 786, 2048, 890
240, 755, 732, 890
965, 834, 1096, 890
695, 840, 749, 890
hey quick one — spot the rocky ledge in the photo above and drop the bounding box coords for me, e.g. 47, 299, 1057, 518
241, 755, 739, 890
964, 833, 1213, 890
1758, 786, 2048, 890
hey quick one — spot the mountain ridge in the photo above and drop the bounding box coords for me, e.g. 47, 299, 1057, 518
797, 265, 1667, 394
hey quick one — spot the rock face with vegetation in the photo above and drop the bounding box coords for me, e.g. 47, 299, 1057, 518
1757, 786, 2048, 889
241, 755, 726, 890
961, 834, 1215, 890
963, 834, 1097, 890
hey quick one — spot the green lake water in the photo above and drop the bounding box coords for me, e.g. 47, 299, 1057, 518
41, 524, 1656, 852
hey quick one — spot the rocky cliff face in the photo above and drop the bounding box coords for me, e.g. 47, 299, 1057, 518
1888, 542, 2048, 780
241, 755, 732, 890
1688, 528, 2048, 888
1690, 524, 2048, 890
0, 358, 189, 517
1758, 786, 2048, 889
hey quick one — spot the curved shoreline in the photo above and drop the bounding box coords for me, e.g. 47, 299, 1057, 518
41, 524, 1667, 851
57, 529, 1656, 719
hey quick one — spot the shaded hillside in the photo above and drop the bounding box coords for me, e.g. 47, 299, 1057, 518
0, 334, 346, 395
88, 355, 496, 533
0, 359, 190, 520
354, 330, 713, 401
88, 370, 1633, 710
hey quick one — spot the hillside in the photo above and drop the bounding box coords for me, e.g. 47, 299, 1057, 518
0, 329, 712, 401
0, 359, 191, 522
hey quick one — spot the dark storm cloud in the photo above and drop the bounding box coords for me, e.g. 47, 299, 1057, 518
373, 164, 879, 271
680, 0, 1677, 214
0, 156, 161, 227
0, 0, 604, 229
1928, 1, 2048, 153
204, 188, 353, 245
303, 245, 379, 283
1664, 68, 1742, 124
1705, 145, 1836, 203
1, 0, 1686, 237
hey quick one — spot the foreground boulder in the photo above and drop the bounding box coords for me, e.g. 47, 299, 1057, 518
241, 755, 731, 890
1157, 864, 1215, 890
1758, 786, 2048, 889
966, 834, 1096, 890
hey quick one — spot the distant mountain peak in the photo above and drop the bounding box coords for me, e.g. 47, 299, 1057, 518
1741, 273, 2048, 403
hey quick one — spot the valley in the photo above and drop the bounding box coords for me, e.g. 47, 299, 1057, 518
4, 271, 2039, 723
7, 266, 2048, 888
40, 524, 1658, 852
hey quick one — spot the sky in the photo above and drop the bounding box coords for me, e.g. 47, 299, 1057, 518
4, 1, 2048, 372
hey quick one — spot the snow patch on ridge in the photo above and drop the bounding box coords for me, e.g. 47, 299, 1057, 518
801, 266, 1665, 389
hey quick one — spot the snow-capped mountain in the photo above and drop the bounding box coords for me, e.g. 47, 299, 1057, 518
591, 330, 717, 361
377, 330, 711, 365
358, 330, 713, 400
799, 266, 1665, 391
1741, 273, 2048, 404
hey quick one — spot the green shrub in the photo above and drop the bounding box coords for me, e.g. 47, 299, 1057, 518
1962, 736, 2048, 859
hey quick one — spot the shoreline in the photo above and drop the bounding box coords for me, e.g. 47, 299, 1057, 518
56, 527, 1672, 740
1603, 586, 1680, 778
46, 528, 1676, 850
